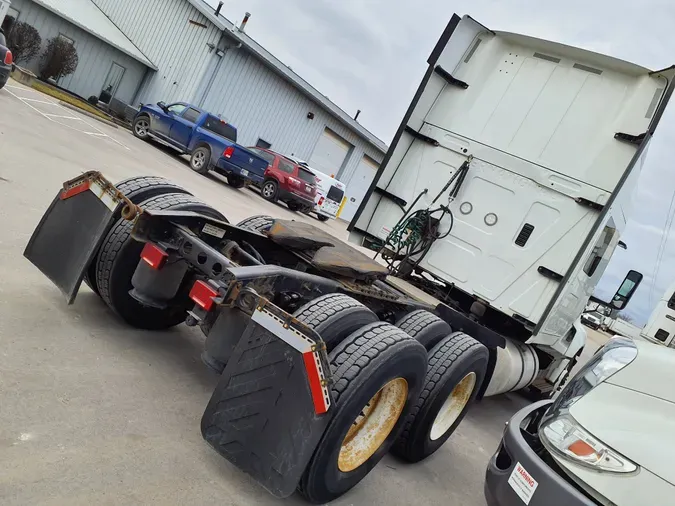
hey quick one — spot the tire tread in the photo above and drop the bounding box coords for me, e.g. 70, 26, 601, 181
96, 192, 210, 312
394, 332, 485, 454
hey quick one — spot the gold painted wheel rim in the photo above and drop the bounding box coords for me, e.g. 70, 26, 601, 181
338, 377, 408, 473
430, 372, 476, 441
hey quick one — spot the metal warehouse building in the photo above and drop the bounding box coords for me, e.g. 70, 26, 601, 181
7, 0, 387, 221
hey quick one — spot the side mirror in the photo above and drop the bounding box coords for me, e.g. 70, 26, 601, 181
610, 270, 643, 310
157, 101, 168, 111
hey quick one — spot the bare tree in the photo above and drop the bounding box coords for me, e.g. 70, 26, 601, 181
7, 22, 42, 64
617, 312, 635, 323
40, 37, 78, 81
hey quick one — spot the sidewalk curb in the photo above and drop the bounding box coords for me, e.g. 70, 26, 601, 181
57, 101, 119, 129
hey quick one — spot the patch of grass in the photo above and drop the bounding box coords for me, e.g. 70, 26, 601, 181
31, 81, 112, 121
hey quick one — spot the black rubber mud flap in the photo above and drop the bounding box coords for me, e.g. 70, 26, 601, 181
24, 174, 124, 304
201, 302, 334, 498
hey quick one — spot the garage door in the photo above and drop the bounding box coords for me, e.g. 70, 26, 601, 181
309, 128, 352, 177
339, 155, 379, 222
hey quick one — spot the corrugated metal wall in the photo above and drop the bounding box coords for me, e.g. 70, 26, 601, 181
91, 0, 384, 184
199, 44, 383, 182
9, 0, 146, 103
91, 0, 221, 105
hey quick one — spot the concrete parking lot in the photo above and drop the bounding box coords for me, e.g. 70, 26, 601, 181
0, 81, 604, 506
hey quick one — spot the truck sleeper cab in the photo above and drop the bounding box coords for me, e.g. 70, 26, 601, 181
348, 14, 674, 399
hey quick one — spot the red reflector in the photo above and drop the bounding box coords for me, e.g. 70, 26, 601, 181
223, 146, 234, 159
189, 280, 219, 311
140, 243, 168, 269
318, 196, 325, 206
60, 181, 91, 200
303, 351, 329, 415
4, 50, 13, 65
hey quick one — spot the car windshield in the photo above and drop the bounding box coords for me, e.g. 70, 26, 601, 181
297, 167, 315, 184
203, 115, 237, 142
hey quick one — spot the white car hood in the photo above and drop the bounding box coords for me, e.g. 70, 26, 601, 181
569, 381, 675, 485
606, 339, 675, 404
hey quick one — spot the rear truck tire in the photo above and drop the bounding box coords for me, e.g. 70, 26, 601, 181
395, 309, 452, 350
190, 146, 211, 175
84, 176, 192, 296
287, 201, 301, 212
316, 214, 329, 222
298, 322, 427, 503
227, 175, 246, 188
95, 192, 227, 330
294, 293, 379, 352
132, 115, 151, 140
235, 215, 274, 233
391, 332, 488, 463
261, 179, 278, 202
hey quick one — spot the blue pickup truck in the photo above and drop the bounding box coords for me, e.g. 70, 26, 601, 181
132, 102, 269, 188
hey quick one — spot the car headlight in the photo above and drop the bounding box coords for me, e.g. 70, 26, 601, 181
547, 336, 638, 413
539, 337, 638, 473
540, 414, 638, 473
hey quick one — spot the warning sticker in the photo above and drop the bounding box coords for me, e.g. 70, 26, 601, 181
508, 462, 538, 504
202, 223, 225, 239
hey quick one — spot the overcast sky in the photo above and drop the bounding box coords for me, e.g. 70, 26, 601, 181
207, 0, 675, 324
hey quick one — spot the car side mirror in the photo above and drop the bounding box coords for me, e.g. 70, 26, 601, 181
610, 270, 643, 310
157, 101, 168, 112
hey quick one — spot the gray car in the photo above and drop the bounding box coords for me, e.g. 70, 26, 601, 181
0, 29, 12, 90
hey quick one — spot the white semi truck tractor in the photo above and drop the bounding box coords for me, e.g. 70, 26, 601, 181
348, 15, 672, 404
23, 12, 674, 503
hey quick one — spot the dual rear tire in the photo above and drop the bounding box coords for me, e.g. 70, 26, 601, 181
87, 176, 227, 330
294, 296, 488, 502
296, 314, 427, 503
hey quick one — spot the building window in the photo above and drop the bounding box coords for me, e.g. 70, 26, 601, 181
58, 33, 75, 45
256, 138, 272, 149
7, 7, 20, 20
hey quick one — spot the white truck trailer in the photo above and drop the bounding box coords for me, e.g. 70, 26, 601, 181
23, 12, 673, 504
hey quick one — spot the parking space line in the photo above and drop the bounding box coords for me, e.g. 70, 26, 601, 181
5, 84, 42, 93
44, 114, 80, 120
4, 86, 130, 151
21, 97, 57, 105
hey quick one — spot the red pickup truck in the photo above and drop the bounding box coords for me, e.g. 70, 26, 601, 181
248, 148, 317, 212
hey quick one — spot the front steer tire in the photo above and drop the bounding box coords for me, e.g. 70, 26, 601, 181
132, 115, 151, 140
294, 293, 379, 352
298, 322, 427, 503
85, 176, 192, 296
95, 192, 227, 330
391, 332, 488, 463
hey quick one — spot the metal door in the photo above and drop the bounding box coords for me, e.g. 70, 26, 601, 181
340, 156, 378, 221
309, 128, 352, 177
100, 62, 126, 104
